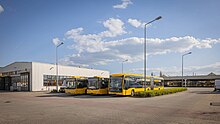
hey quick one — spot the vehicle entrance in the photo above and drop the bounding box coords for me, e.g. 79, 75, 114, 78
0, 72, 30, 91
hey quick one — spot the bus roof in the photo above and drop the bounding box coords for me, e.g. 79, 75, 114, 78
111, 73, 142, 77
71, 76, 86, 79
153, 76, 164, 80
111, 73, 164, 79
91, 76, 108, 78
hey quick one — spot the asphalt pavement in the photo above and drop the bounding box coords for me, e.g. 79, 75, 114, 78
0, 88, 219, 124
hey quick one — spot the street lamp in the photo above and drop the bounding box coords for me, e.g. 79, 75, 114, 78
122, 59, 128, 73
56, 42, 64, 92
144, 16, 162, 93
182, 51, 192, 87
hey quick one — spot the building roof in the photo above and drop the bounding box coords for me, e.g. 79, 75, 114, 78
164, 74, 220, 81
111, 73, 143, 77
0, 61, 109, 73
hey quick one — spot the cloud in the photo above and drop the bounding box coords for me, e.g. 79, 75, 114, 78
65, 18, 126, 54
128, 18, 142, 28
61, 34, 220, 67
55, 17, 220, 67
101, 18, 126, 37
113, 0, 133, 9
0, 5, 4, 14
196, 38, 220, 48
66, 18, 126, 40
130, 62, 220, 76
52, 38, 62, 46
127, 18, 152, 28
184, 62, 220, 75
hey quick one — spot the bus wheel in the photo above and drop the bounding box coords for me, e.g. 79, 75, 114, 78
131, 90, 135, 97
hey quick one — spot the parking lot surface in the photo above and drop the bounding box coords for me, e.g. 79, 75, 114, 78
0, 88, 220, 124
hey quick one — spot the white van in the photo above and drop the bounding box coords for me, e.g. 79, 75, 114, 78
214, 80, 220, 91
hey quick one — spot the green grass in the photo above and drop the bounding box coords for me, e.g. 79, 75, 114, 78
50, 89, 58, 93
134, 88, 187, 97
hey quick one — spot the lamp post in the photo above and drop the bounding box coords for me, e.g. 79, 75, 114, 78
56, 42, 64, 92
144, 16, 162, 93
182, 52, 192, 87
122, 59, 128, 73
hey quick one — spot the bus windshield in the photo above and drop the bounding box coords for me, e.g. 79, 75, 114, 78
66, 78, 87, 89
66, 79, 77, 89
76, 79, 88, 88
88, 78, 99, 89
110, 76, 123, 92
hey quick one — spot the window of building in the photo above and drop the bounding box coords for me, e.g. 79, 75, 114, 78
43, 75, 70, 86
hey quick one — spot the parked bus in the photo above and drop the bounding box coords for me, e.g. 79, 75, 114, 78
152, 76, 164, 90
138, 76, 164, 90
65, 76, 88, 95
87, 76, 109, 95
109, 73, 164, 96
109, 73, 144, 96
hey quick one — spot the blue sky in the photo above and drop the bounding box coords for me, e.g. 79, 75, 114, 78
0, 0, 220, 76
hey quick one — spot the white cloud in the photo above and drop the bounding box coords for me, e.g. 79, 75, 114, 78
128, 18, 142, 28
185, 62, 220, 75
127, 18, 151, 28
0, 5, 4, 14
101, 18, 126, 37
65, 18, 126, 54
52, 38, 62, 46
61, 34, 220, 67
130, 62, 220, 76
66, 18, 126, 40
54, 17, 220, 67
113, 0, 133, 9
196, 38, 220, 48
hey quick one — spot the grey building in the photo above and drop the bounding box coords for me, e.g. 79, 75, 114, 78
163, 72, 220, 87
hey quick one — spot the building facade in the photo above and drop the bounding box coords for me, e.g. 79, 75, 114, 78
0, 62, 109, 91
163, 73, 220, 87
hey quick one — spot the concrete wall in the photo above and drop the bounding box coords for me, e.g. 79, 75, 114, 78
31, 62, 109, 91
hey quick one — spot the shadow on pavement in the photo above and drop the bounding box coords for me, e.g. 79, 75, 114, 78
36, 93, 124, 99
189, 91, 220, 94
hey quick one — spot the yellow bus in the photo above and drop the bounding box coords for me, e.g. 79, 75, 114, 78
109, 74, 164, 96
151, 76, 164, 90
87, 76, 109, 95
138, 76, 164, 90
65, 76, 88, 95
109, 73, 145, 96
